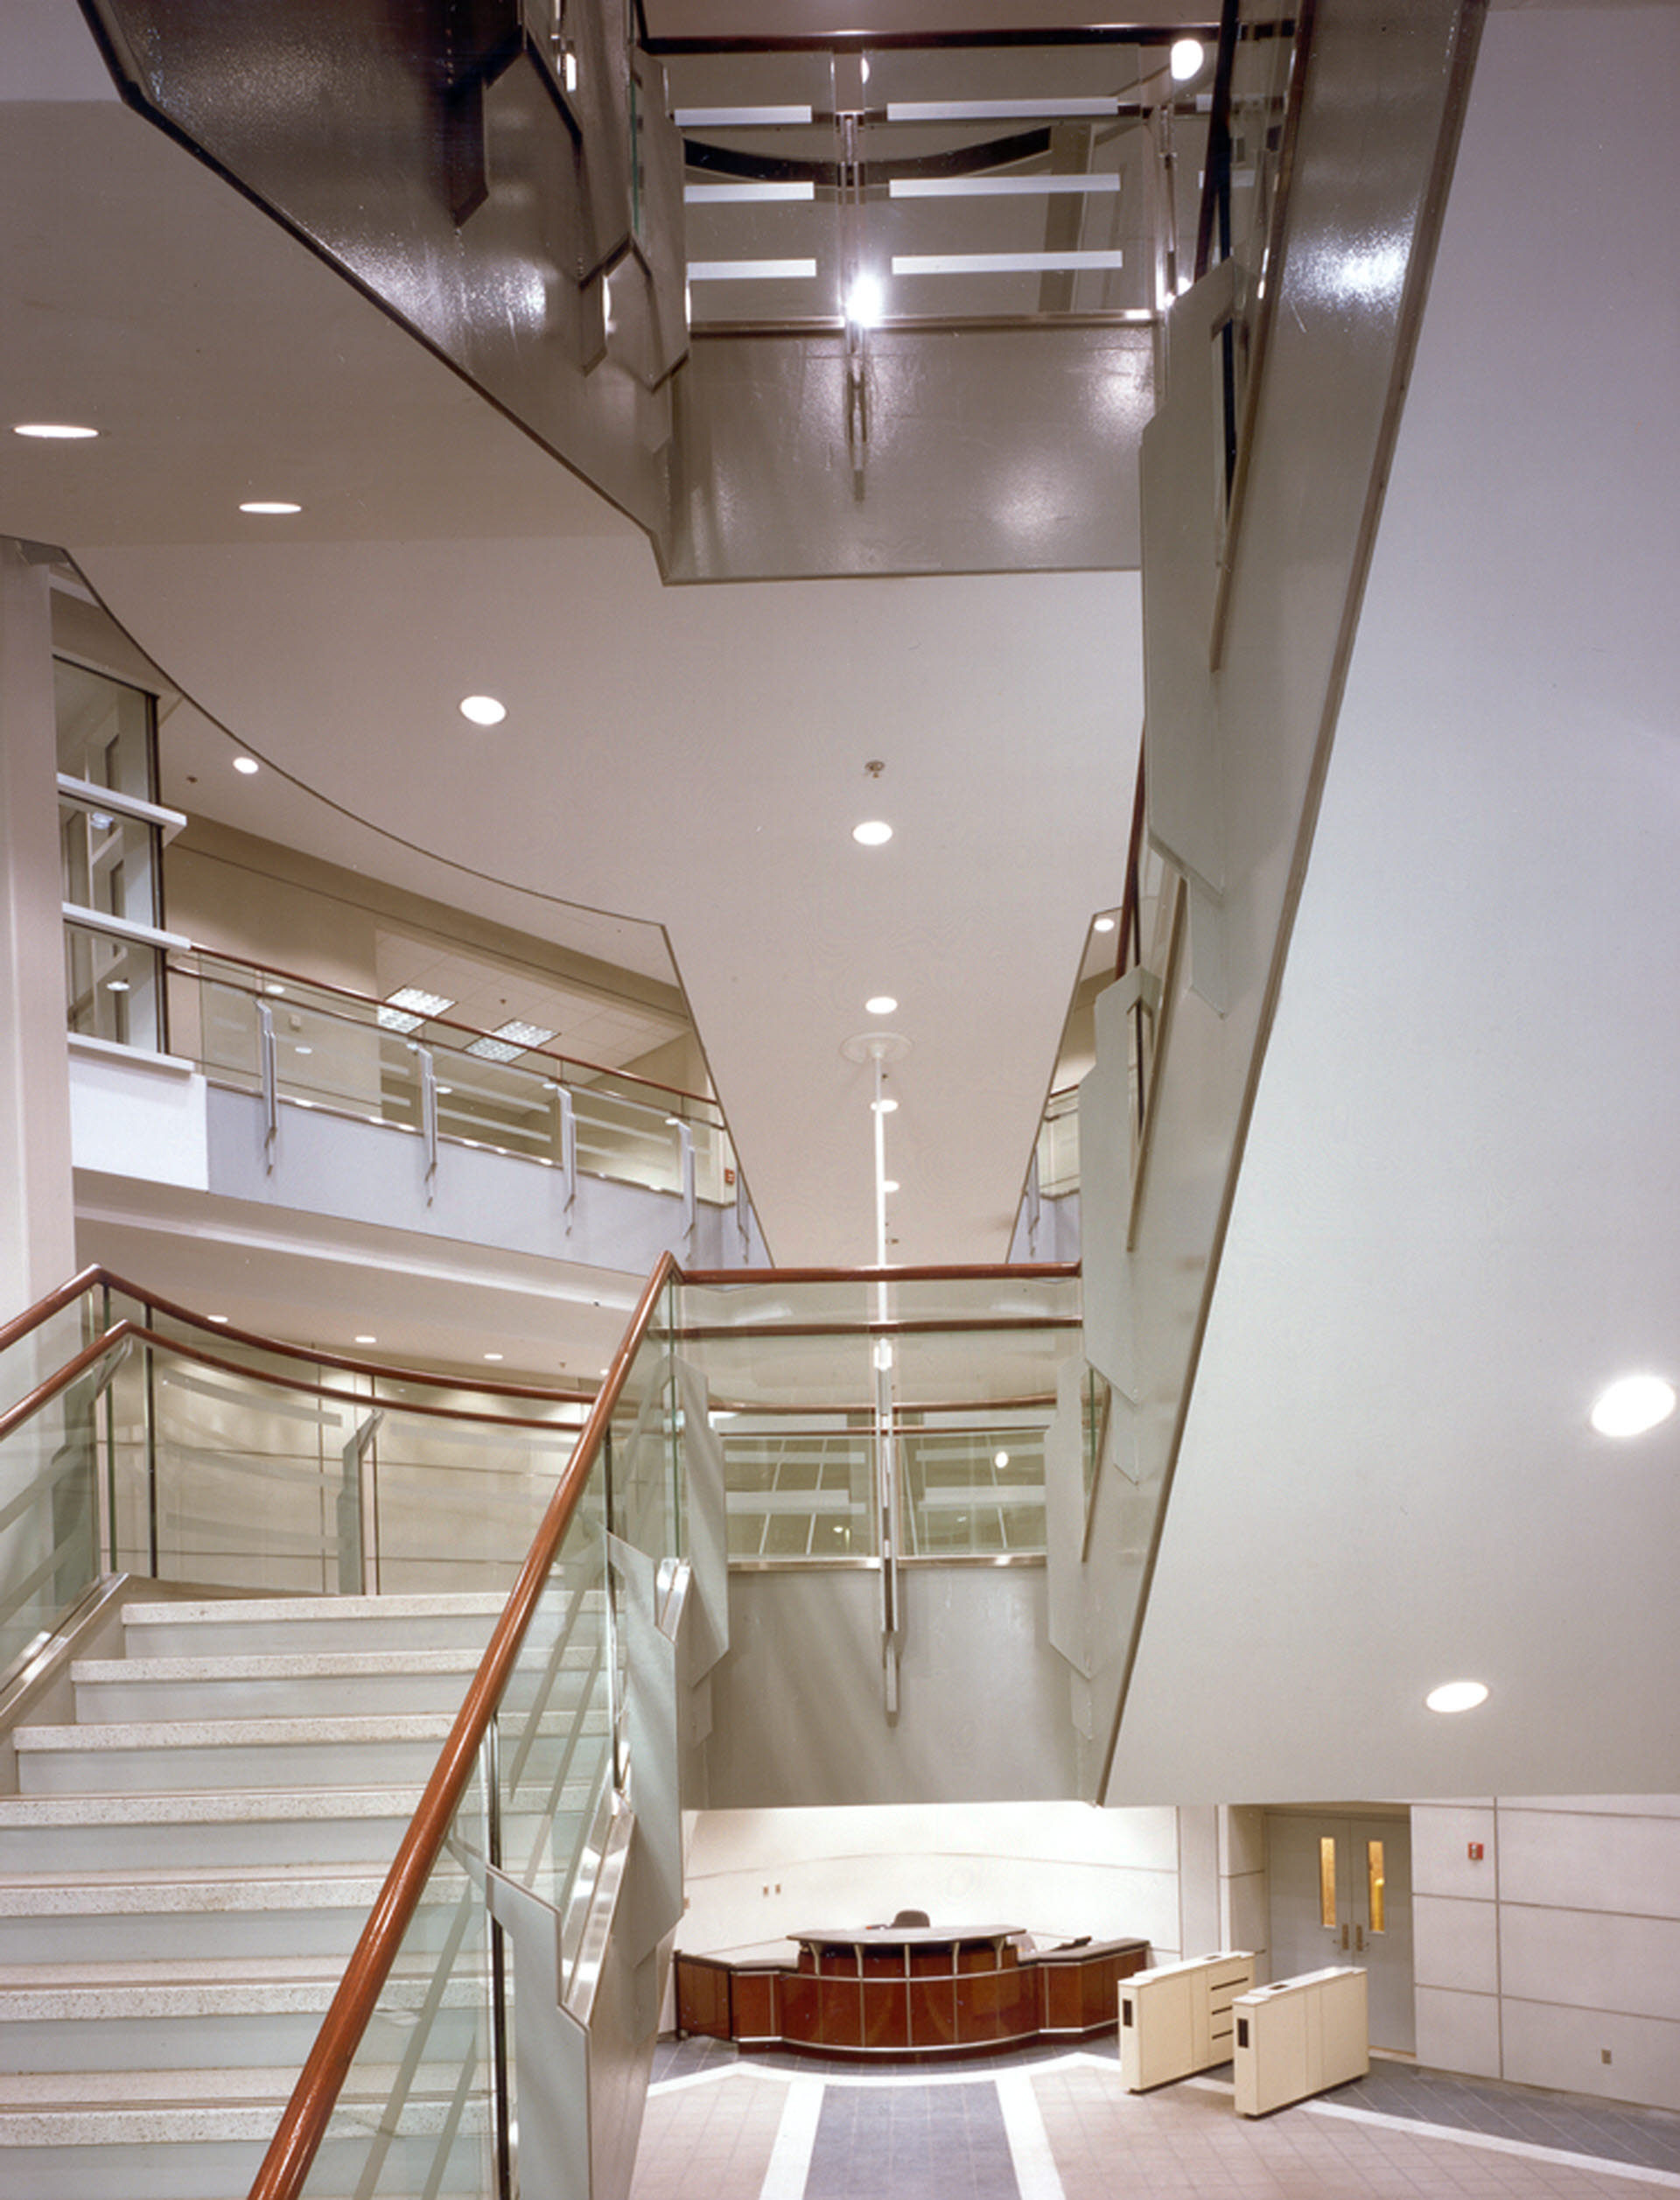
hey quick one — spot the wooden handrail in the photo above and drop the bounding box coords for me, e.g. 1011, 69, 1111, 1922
247, 1250, 680, 2200
1, 1264, 597, 1405
0, 1321, 137, 1447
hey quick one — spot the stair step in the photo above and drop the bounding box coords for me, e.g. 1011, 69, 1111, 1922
69, 1646, 590, 1723
120, 1589, 585, 1659
0, 1787, 424, 1874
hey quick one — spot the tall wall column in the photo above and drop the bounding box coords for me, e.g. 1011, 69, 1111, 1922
0, 541, 77, 1316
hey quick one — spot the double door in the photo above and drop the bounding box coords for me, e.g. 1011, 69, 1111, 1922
1265, 1812, 1413, 2052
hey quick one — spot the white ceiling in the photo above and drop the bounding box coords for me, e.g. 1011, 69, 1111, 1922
3, 0, 1142, 1280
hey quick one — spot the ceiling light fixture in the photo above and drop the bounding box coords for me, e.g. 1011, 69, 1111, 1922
852, 820, 893, 846
240, 501, 302, 515
207, 1314, 230, 1325
233, 756, 259, 775
459, 695, 508, 726
865, 995, 898, 1016
484, 1351, 505, 1363
378, 986, 454, 1033
881, 1178, 900, 1194
355, 1335, 377, 1345
994, 1450, 1010, 1469
13, 421, 98, 439
1590, 1373, 1676, 1438
1093, 915, 1116, 934
1170, 37, 1206, 81
872, 1096, 899, 1114
1425, 1680, 1489, 1715
845, 271, 886, 328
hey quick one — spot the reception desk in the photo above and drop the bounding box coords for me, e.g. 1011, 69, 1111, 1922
676, 1927, 1149, 2060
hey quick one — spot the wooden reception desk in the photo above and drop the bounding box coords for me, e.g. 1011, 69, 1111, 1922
676, 1927, 1150, 2060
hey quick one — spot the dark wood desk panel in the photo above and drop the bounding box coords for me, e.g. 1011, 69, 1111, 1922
675, 1933, 1150, 2061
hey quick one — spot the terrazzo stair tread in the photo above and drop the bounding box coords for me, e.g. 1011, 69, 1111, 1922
0, 1867, 427, 1914
0, 2062, 434, 2108
120, 1589, 586, 1660
0, 1785, 427, 1873
10, 1710, 606, 1797
71, 1646, 593, 1721
0, 1970, 487, 2019
0, 1951, 489, 1990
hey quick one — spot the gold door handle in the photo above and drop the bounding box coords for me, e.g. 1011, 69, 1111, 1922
1340, 1923, 1349, 1951
1354, 1923, 1366, 1953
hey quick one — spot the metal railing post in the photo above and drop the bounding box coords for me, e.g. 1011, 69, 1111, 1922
420, 1046, 438, 1205
557, 1088, 577, 1231
677, 1120, 695, 1253
258, 1000, 278, 1174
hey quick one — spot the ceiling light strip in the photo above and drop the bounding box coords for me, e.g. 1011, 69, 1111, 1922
890, 174, 1121, 199
892, 249, 1124, 276
688, 259, 820, 282
685, 181, 816, 204
886, 98, 1121, 123
675, 105, 814, 127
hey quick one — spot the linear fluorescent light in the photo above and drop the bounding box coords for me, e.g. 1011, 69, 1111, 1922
890, 175, 1120, 199
887, 98, 1118, 123
688, 259, 818, 282
685, 181, 815, 204
675, 105, 813, 127
892, 250, 1124, 277
493, 1020, 557, 1049
14, 421, 98, 438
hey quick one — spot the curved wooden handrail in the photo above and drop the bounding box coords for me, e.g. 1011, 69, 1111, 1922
0, 1265, 105, 1361
247, 1249, 680, 2200
1, 1263, 597, 1405
0, 1321, 137, 1447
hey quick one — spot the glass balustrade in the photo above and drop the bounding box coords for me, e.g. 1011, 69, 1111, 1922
169, 950, 738, 1210
672, 37, 1207, 332
683, 1269, 1077, 1565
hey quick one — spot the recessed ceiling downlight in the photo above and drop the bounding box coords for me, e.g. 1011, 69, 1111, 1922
1590, 1373, 1676, 1438
852, 820, 893, 846
1170, 36, 1206, 81
865, 996, 898, 1016
459, 695, 507, 726
1093, 915, 1116, 934
233, 756, 260, 775
14, 421, 98, 439
240, 500, 302, 515
1425, 1680, 1489, 1715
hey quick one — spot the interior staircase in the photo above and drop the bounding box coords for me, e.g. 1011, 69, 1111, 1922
0, 1587, 590, 2200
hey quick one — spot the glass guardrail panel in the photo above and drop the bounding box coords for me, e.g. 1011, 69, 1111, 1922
570, 1086, 683, 1195
1220, 5, 1298, 278
0, 1357, 106, 1678
144, 1348, 363, 1594
1036, 1092, 1081, 1199
499, 1528, 613, 1914
195, 977, 263, 1089
0, 1294, 96, 1422
64, 919, 165, 1051
369, 1409, 580, 1597
264, 996, 388, 1122
432, 1051, 561, 1163
300, 1757, 497, 2200
717, 1415, 876, 1560
900, 1416, 1048, 1559
609, 1272, 682, 1559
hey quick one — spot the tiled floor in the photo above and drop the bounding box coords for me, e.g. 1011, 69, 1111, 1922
633, 2039, 1680, 2200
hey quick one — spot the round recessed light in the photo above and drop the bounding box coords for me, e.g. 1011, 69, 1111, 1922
845, 271, 886, 328
872, 1096, 899, 1114
239, 501, 302, 515
355, 1335, 377, 1345
1093, 915, 1116, 935
1425, 1679, 1489, 1715
207, 1314, 230, 1325
865, 995, 898, 1016
994, 1450, 1010, 1469
484, 1351, 505, 1363
14, 421, 98, 439
1590, 1373, 1676, 1438
881, 1179, 900, 1194
104, 978, 130, 992
459, 695, 507, 727
1170, 36, 1206, 81
233, 756, 259, 775
852, 820, 893, 847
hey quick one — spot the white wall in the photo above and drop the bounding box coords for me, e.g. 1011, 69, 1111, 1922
1414, 1797, 1680, 2113
678, 1801, 1185, 1964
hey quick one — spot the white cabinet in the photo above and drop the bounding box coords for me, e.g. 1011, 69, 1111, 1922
1119, 1951, 1255, 2091
1233, 1965, 1368, 2116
